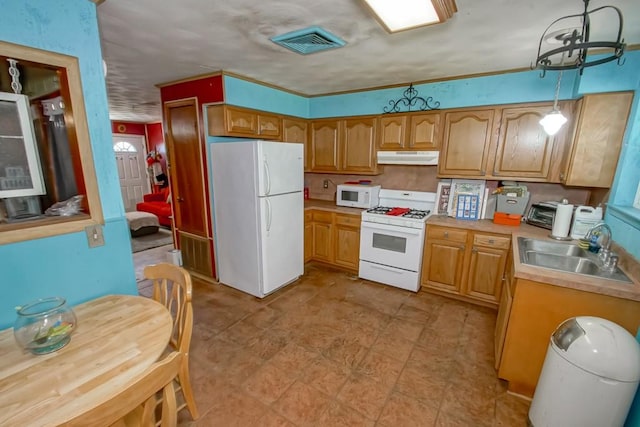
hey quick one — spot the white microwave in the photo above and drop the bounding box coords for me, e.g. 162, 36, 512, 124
336, 184, 381, 209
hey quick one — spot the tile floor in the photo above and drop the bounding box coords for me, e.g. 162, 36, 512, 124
134, 249, 531, 426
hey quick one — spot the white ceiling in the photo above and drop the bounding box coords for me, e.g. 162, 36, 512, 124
97, 0, 640, 123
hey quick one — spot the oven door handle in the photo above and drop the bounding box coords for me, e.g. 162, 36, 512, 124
369, 263, 407, 274
361, 222, 423, 237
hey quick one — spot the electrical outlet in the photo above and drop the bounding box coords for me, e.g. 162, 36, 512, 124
85, 224, 105, 248
323, 180, 329, 189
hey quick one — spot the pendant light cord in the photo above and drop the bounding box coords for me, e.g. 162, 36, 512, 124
552, 51, 567, 111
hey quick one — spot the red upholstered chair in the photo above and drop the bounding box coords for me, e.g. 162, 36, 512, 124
136, 187, 172, 227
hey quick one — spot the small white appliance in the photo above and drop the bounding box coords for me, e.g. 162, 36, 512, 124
359, 189, 436, 292
210, 140, 304, 298
376, 150, 439, 165
336, 184, 381, 209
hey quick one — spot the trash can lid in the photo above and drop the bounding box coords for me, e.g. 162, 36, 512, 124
551, 316, 640, 382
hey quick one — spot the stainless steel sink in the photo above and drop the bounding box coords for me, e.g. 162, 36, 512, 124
517, 237, 632, 283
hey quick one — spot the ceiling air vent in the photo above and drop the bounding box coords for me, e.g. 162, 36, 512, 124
270, 26, 346, 55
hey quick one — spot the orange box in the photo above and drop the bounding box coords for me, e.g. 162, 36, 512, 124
493, 212, 522, 226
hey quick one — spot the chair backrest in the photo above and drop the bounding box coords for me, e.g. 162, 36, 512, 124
143, 263, 194, 354
62, 351, 183, 427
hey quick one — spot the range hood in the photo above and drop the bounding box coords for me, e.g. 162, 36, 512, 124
377, 151, 439, 165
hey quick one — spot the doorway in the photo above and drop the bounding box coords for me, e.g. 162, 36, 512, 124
113, 135, 149, 212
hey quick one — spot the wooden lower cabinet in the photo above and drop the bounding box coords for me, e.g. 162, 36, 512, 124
333, 213, 361, 270
421, 225, 509, 307
304, 211, 313, 263
311, 211, 333, 263
497, 275, 640, 397
305, 209, 360, 272
422, 227, 467, 293
494, 250, 514, 369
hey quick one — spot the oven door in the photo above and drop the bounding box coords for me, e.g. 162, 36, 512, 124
359, 221, 425, 272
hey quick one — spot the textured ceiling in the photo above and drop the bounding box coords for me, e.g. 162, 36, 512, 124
97, 0, 640, 123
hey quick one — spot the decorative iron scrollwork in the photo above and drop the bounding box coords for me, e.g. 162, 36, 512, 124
383, 84, 440, 114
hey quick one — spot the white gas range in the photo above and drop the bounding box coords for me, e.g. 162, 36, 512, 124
358, 189, 436, 292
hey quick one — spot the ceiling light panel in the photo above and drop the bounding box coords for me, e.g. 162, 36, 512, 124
363, 0, 457, 33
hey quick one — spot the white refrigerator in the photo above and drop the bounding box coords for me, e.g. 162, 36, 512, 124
210, 140, 304, 297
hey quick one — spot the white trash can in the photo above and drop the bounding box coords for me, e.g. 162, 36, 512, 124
529, 316, 640, 427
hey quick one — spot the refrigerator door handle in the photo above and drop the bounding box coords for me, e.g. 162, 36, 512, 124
263, 159, 271, 195
266, 198, 272, 232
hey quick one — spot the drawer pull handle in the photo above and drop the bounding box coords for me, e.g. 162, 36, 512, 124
444, 231, 449, 238
488, 239, 495, 244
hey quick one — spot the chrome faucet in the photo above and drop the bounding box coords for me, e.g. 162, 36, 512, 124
585, 222, 616, 268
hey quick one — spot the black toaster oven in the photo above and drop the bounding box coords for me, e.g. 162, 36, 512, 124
525, 202, 558, 229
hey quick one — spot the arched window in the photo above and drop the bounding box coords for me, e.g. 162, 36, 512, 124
113, 141, 137, 152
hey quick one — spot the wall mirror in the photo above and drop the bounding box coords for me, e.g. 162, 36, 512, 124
0, 40, 103, 244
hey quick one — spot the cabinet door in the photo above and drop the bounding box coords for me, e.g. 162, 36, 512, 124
312, 222, 333, 262
466, 245, 507, 304
225, 106, 258, 135
310, 120, 340, 172
304, 211, 313, 263
379, 115, 407, 150
563, 92, 633, 187
494, 275, 513, 368
408, 112, 441, 150
311, 211, 333, 262
421, 239, 466, 293
342, 117, 377, 173
439, 109, 495, 176
283, 118, 309, 170
258, 113, 281, 139
333, 214, 361, 270
495, 249, 514, 368
493, 106, 554, 179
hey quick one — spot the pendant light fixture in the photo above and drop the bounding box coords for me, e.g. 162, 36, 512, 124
539, 68, 567, 136
535, 0, 626, 135
533, 0, 625, 76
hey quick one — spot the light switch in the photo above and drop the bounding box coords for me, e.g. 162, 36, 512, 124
85, 224, 105, 248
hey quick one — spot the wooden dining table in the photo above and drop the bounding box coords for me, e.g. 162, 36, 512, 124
0, 294, 172, 427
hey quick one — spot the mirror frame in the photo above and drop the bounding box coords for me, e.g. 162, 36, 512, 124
0, 40, 103, 244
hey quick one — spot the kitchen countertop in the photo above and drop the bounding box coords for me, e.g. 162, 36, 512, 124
304, 199, 365, 215
428, 215, 640, 302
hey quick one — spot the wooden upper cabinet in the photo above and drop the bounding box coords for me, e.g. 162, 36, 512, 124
258, 112, 281, 138
342, 117, 377, 173
207, 105, 281, 139
378, 112, 441, 151
408, 112, 441, 150
379, 115, 407, 150
282, 117, 309, 170
492, 105, 554, 179
224, 106, 257, 135
562, 91, 633, 187
310, 119, 340, 172
439, 109, 496, 176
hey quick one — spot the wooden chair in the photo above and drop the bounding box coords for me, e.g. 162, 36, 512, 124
143, 262, 199, 420
62, 351, 183, 427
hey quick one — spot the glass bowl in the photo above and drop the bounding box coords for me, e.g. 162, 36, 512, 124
13, 297, 77, 355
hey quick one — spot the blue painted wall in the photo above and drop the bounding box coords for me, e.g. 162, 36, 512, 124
224, 75, 309, 118
309, 69, 581, 118
0, 0, 137, 329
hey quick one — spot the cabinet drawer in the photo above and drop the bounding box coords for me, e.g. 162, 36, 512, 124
304, 211, 312, 222
335, 214, 361, 227
312, 211, 333, 223
428, 226, 467, 243
473, 233, 510, 250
